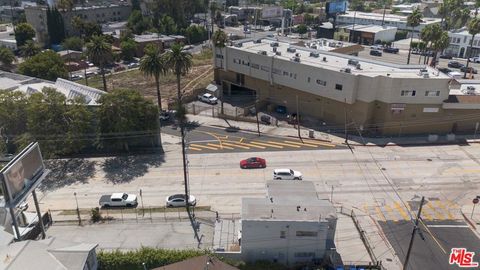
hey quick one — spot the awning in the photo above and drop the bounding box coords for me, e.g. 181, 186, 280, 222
205, 83, 218, 94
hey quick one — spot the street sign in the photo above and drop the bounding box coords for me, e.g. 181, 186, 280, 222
473, 198, 479, 204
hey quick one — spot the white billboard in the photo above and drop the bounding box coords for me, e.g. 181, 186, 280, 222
262, 6, 283, 19
1, 143, 45, 206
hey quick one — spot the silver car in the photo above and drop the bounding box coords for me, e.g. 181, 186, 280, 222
165, 194, 197, 207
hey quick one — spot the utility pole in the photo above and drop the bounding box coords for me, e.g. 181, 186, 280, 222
344, 98, 348, 144
296, 95, 302, 142
403, 196, 425, 270
381, 4, 386, 26
330, 185, 334, 203
255, 99, 260, 136
74, 192, 82, 226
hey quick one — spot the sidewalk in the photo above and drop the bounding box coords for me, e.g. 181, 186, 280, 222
461, 204, 480, 235
185, 114, 480, 147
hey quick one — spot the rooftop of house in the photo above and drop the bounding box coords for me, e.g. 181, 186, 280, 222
230, 38, 449, 79
241, 181, 336, 222
339, 11, 441, 24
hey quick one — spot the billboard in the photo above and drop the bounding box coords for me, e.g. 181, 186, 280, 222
326, 0, 348, 15
1, 143, 45, 206
262, 6, 283, 19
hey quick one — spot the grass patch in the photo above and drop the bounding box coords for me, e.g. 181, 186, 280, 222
58, 206, 211, 215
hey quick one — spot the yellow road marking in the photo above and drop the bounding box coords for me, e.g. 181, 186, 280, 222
266, 141, 301, 148
188, 147, 202, 151
426, 202, 445, 220
207, 143, 234, 150
363, 203, 369, 214
376, 206, 387, 222
283, 140, 318, 147
296, 139, 336, 147
189, 144, 218, 150
384, 205, 398, 222
221, 142, 250, 149
250, 141, 284, 149
238, 142, 266, 149
421, 206, 433, 221
435, 201, 455, 220
394, 202, 410, 221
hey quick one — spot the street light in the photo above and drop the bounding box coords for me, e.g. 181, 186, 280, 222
74, 192, 81, 226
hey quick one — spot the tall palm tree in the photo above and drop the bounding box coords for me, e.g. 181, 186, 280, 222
430, 31, 449, 67
209, 1, 218, 39
19, 40, 41, 58
140, 44, 166, 111
164, 43, 192, 212
212, 30, 227, 69
86, 35, 113, 91
406, 8, 423, 64
464, 18, 480, 79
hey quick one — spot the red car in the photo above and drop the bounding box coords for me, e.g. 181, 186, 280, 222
240, 157, 266, 169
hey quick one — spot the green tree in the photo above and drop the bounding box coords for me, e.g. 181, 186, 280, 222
18, 50, 68, 81
120, 38, 137, 61
72, 16, 102, 41
14, 23, 36, 47
0, 47, 16, 68
406, 8, 423, 64
297, 24, 308, 37
86, 35, 113, 91
127, 10, 152, 34
464, 18, 480, 78
0, 91, 28, 147
209, 1, 218, 38
158, 15, 177, 35
20, 40, 41, 58
56, 0, 73, 11
185, 25, 207, 44
140, 44, 166, 111
96, 89, 159, 151
212, 30, 227, 69
62, 36, 84, 51
46, 6, 66, 45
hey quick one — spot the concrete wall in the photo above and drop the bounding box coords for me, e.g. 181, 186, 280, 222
241, 219, 334, 266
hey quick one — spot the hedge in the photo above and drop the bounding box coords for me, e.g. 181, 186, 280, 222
97, 247, 207, 270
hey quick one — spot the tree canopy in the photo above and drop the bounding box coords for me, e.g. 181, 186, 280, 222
18, 50, 68, 81
14, 23, 36, 47
0, 47, 16, 67
62, 36, 84, 51
120, 38, 137, 61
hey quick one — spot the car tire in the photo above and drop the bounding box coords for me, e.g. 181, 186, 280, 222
294, 177, 299, 180
104, 204, 110, 208
126, 204, 131, 207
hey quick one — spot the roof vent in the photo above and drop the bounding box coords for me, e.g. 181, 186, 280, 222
258, 50, 267, 55
273, 47, 277, 52
348, 59, 359, 66
322, 57, 327, 62
295, 52, 300, 57
270, 42, 279, 47
255, 39, 262, 43
356, 63, 361, 70
234, 43, 243, 48
343, 67, 351, 73
310, 52, 319, 58
292, 56, 300, 62
287, 47, 296, 53
275, 51, 282, 56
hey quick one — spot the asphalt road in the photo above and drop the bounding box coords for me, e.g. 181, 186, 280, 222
380, 220, 480, 270
161, 122, 343, 153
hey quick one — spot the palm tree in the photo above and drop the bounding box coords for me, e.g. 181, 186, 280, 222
20, 40, 41, 58
212, 30, 227, 69
464, 18, 480, 79
430, 31, 449, 67
140, 44, 166, 111
164, 43, 192, 212
209, 1, 218, 39
86, 35, 113, 91
406, 8, 423, 64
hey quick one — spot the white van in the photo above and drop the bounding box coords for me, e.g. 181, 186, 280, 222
273, 168, 303, 180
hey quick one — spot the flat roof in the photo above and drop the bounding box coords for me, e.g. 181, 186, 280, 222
339, 11, 441, 24
232, 39, 449, 79
343, 24, 397, 33
449, 82, 480, 96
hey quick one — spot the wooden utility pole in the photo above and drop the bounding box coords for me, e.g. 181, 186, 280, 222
296, 95, 302, 142
255, 99, 260, 136
403, 196, 425, 270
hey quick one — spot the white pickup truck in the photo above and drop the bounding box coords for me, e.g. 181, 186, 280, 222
197, 93, 218, 104
99, 193, 137, 207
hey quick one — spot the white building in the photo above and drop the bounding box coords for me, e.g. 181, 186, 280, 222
336, 11, 441, 32
215, 181, 337, 266
342, 25, 397, 44
446, 29, 480, 59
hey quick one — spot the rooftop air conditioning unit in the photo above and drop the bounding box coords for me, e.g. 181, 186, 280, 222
311, 45, 317, 49
348, 59, 359, 66
344, 67, 351, 73
292, 56, 300, 62
273, 47, 277, 52
270, 42, 279, 47
356, 63, 361, 69
275, 51, 282, 56
287, 47, 296, 53
234, 43, 243, 48
423, 73, 429, 78
258, 50, 267, 55
255, 39, 262, 43
310, 52, 319, 58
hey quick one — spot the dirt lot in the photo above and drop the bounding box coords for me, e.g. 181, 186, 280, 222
83, 49, 214, 108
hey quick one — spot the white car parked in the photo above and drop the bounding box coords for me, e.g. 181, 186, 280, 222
198, 93, 218, 104
469, 56, 480, 63
273, 168, 303, 180
165, 194, 197, 207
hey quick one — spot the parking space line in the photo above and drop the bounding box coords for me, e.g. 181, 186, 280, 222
189, 144, 218, 150
221, 142, 250, 149
249, 141, 283, 149
394, 202, 410, 221
207, 143, 234, 150
188, 147, 202, 151
283, 140, 318, 147
238, 142, 266, 149
266, 141, 301, 148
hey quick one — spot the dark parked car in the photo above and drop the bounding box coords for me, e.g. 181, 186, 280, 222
370, 50, 382, 56
460, 66, 478, 74
383, 47, 399, 54
439, 54, 453, 59
448, 61, 464, 68
438, 67, 452, 74
260, 115, 271, 125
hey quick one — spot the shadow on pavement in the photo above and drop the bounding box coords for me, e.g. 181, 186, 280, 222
102, 154, 165, 184
41, 159, 96, 191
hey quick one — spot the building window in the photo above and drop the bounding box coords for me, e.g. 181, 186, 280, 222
261, 66, 270, 72
307, 77, 311, 83
215, 54, 224, 59
251, 63, 259, 69
296, 231, 318, 237
401, 90, 416, 96
273, 68, 281, 75
316, 79, 326, 86
280, 231, 286, 239
233, 59, 240, 64
425, 90, 440, 97
335, 84, 343, 91
283, 71, 289, 76
464, 36, 468, 43
294, 252, 315, 258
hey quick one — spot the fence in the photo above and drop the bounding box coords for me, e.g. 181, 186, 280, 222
21, 211, 53, 241
185, 103, 258, 123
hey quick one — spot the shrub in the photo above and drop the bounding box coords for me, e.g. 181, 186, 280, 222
91, 207, 102, 223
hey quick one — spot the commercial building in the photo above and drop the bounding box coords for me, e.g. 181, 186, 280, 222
336, 11, 441, 32
214, 38, 480, 135
445, 28, 480, 58
214, 181, 337, 266
111, 33, 186, 57
25, 3, 131, 46
341, 25, 397, 45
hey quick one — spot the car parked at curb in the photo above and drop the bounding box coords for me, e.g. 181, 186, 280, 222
166, 194, 196, 207
448, 61, 464, 68
273, 168, 303, 180
99, 193, 137, 208
370, 50, 382, 56
460, 66, 478, 74
468, 56, 480, 63
383, 47, 399, 54
240, 157, 266, 169
198, 93, 218, 104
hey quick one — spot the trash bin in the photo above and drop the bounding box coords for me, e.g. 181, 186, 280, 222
309, 130, 314, 138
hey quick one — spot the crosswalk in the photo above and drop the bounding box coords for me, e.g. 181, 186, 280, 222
363, 200, 461, 222
188, 138, 337, 152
